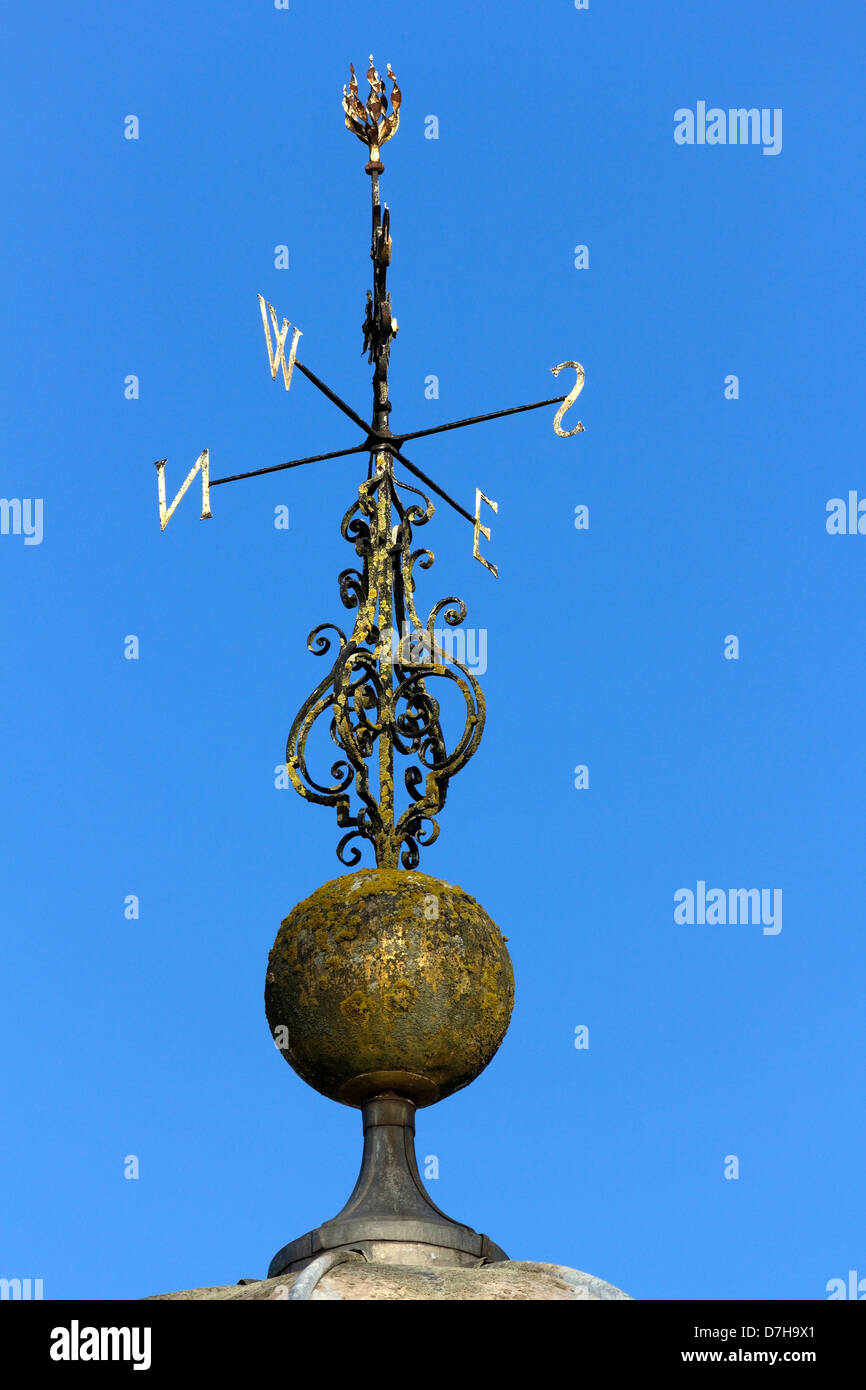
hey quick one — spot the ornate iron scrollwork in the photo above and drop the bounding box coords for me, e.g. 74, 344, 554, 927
286, 454, 485, 869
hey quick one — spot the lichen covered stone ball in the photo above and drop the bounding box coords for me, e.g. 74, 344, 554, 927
265, 868, 514, 1107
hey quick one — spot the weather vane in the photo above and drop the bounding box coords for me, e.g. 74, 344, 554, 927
148, 57, 610, 1296
154, 56, 585, 873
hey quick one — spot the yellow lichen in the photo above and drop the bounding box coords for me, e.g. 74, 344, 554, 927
339, 990, 372, 1025
385, 978, 417, 1011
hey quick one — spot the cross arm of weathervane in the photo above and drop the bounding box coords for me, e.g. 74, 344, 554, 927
207, 367, 585, 526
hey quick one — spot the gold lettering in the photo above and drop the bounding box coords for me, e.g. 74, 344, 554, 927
551, 362, 585, 437
473, 489, 498, 576
258, 295, 302, 390
154, 450, 212, 530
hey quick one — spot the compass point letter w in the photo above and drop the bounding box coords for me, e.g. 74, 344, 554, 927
258, 294, 302, 391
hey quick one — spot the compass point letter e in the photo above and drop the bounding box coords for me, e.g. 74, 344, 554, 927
155, 450, 212, 530
551, 361, 586, 437
474, 489, 498, 577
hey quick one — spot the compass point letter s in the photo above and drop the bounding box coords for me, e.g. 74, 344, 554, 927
258, 294, 302, 391
473, 489, 498, 577
155, 450, 212, 530
551, 362, 586, 437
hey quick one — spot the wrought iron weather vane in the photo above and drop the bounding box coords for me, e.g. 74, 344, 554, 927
154, 57, 585, 870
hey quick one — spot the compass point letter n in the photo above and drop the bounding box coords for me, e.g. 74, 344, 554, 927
155, 450, 212, 530
258, 294, 302, 391
473, 489, 498, 577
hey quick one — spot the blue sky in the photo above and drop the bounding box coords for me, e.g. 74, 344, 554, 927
2, 0, 864, 1301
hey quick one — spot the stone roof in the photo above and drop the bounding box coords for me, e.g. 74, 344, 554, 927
146, 1260, 632, 1302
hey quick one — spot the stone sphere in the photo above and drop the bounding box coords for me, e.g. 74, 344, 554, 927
264, 868, 514, 1107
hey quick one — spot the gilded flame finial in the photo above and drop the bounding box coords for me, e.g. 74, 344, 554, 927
343, 56, 401, 170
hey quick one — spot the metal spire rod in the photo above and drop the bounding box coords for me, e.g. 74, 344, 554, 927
283, 55, 489, 870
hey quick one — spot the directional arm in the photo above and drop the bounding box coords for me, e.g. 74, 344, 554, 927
209, 444, 369, 489
389, 446, 475, 526
293, 360, 372, 436
391, 393, 568, 445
